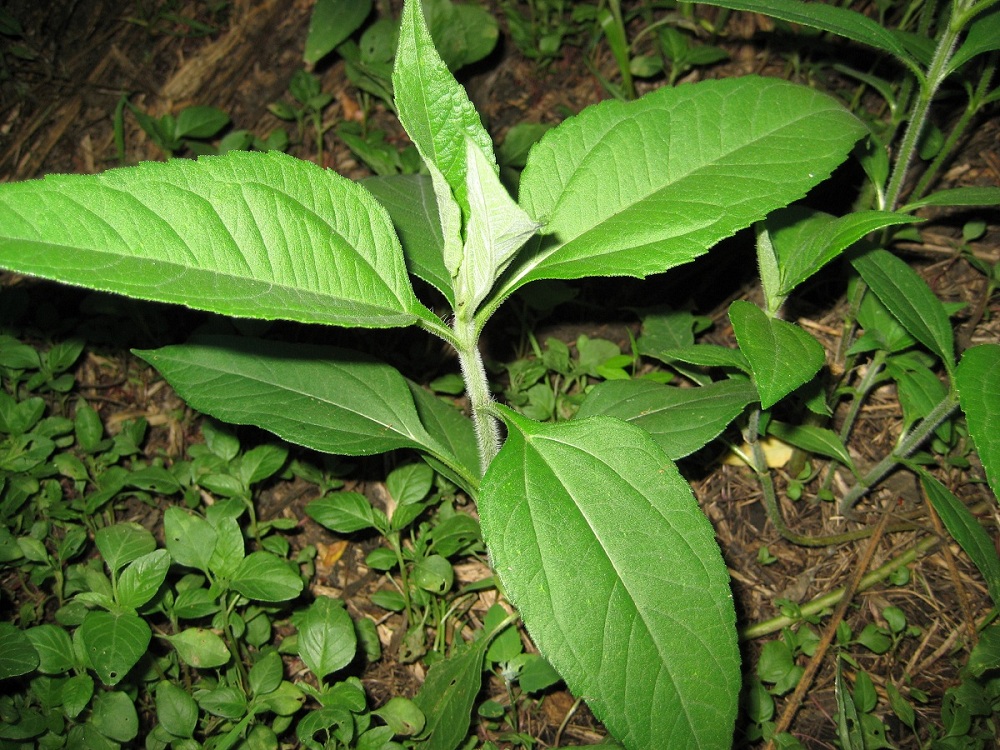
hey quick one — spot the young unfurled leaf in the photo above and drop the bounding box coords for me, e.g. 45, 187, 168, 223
457, 137, 540, 314
0, 151, 421, 328
480, 407, 740, 749
394, 0, 494, 228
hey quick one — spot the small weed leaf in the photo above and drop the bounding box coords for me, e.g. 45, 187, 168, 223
480, 407, 739, 749
116, 549, 171, 610
0, 622, 39, 678
24, 624, 75, 674
730, 300, 825, 409
230, 551, 303, 602
304, 0, 373, 65
78, 611, 151, 687
956, 343, 1000, 497
167, 627, 231, 668
155, 680, 199, 739
295, 597, 357, 681
413, 630, 496, 750
163, 506, 218, 573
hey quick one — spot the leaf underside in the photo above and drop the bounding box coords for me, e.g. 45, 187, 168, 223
480, 408, 740, 749
0, 151, 419, 328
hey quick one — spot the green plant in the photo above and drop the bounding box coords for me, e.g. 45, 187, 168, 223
0, 0, 959, 745
123, 99, 232, 159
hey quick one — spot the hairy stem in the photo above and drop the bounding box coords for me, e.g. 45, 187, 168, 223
454, 312, 501, 475
838, 391, 960, 514
883, 10, 965, 210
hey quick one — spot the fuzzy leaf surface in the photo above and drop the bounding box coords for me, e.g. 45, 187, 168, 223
956, 344, 1000, 497
135, 336, 446, 459
393, 0, 494, 232
575, 378, 757, 458
729, 300, 825, 409
508, 76, 865, 297
0, 151, 420, 328
480, 408, 739, 749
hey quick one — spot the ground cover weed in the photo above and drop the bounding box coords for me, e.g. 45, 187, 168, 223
1, 0, 999, 747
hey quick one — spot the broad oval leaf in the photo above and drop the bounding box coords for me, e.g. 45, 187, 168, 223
0, 151, 420, 328
296, 597, 357, 681
507, 76, 866, 297
729, 300, 825, 409
167, 628, 232, 669
135, 335, 447, 459
0, 622, 39, 679
231, 551, 303, 602
480, 407, 739, 749
575, 378, 757, 458
956, 344, 1000, 498
94, 523, 157, 574
79, 611, 151, 686
851, 247, 954, 370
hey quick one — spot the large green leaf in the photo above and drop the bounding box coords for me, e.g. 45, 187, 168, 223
480, 408, 739, 749
851, 247, 954, 370
0, 622, 39, 679
0, 151, 420, 328
695, 0, 920, 74
230, 551, 303, 602
729, 300, 825, 410
505, 76, 865, 299
135, 335, 446, 459
575, 378, 757, 458
956, 344, 1000, 498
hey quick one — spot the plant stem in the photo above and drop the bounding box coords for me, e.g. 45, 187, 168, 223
453, 312, 501, 475
910, 55, 997, 202
838, 391, 960, 514
740, 533, 941, 640
883, 9, 964, 211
